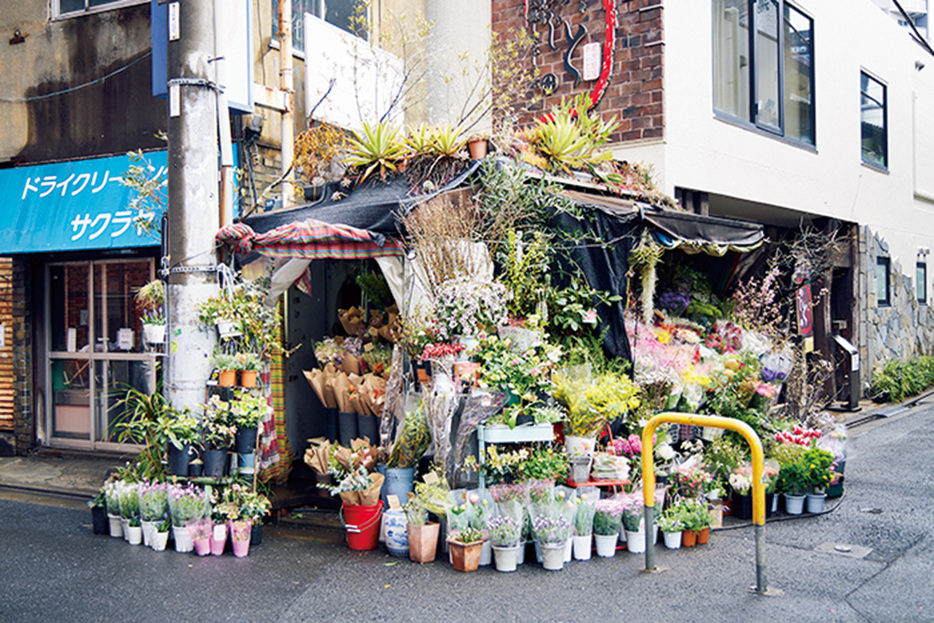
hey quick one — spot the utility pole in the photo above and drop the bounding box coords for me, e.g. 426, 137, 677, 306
165, 0, 219, 411
279, 0, 295, 209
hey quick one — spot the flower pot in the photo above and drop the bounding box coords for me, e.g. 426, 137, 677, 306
564, 536, 573, 562
682, 529, 697, 547
827, 461, 845, 497
173, 525, 194, 553
806, 492, 827, 513
211, 523, 228, 556
126, 525, 142, 546
784, 493, 806, 515
218, 369, 237, 387
235, 426, 258, 454
188, 460, 203, 478
467, 138, 488, 160
540, 542, 566, 571
143, 323, 166, 345
573, 534, 593, 560
565, 435, 596, 457
121, 518, 129, 541
479, 538, 493, 566
338, 411, 358, 447
343, 502, 383, 551
240, 370, 258, 388
732, 492, 776, 520
216, 319, 241, 340
202, 448, 228, 478
107, 514, 123, 538
408, 522, 440, 563
151, 530, 169, 551
193, 537, 211, 556
448, 539, 483, 572
383, 509, 409, 557
570, 456, 592, 484
356, 413, 379, 446
251, 522, 263, 547
324, 407, 339, 442
141, 520, 158, 547
237, 452, 255, 474
232, 538, 251, 558
229, 520, 252, 558
594, 534, 617, 557
696, 527, 710, 545
167, 442, 191, 476
383, 467, 415, 509
90, 506, 108, 535
663, 530, 683, 549
493, 545, 520, 572
625, 529, 646, 554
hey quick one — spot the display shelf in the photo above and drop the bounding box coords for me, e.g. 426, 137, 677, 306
476, 423, 555, 491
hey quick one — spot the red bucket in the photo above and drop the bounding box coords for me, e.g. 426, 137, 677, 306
342, 501, 384, 551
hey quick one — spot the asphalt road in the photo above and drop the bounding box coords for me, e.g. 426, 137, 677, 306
1, 401, 932, 623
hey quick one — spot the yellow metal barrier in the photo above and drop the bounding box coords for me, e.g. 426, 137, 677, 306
640, 412, 770, 594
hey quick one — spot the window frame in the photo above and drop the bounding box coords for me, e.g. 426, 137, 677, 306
273, 0, 367, 55
876, 256, 891, 306
917, 261, 927, 304
860, 70, 888, 171
712, 0, 816, 149
52, 0, 147, 20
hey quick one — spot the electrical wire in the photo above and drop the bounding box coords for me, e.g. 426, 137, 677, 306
713, 490, 846, 532
0, 52, 153, 103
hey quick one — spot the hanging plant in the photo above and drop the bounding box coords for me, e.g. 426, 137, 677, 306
629, 232, 664, 323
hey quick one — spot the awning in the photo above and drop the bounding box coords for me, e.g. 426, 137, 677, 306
0, 151, 165, 254
562, 190, 766, 256
216, 220, 405, 259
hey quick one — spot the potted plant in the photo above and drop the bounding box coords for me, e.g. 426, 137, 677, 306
167, 482, 207, 552
532, 514, 572, 571
657, 504, 685, 550
229, 518, 253, 558
234, 352, 263, 388
87, 488, 108, 536
777, 458, 809, 515
139, 481, 168, 547
136, 279, 166, 345
802, 446, 836, 513
467, 132, 489, 160
141, 311, 166, 345
487, 514, 522, 572
202, 395, 235, 478
117, 481, 141, 543
621, 496, 647, 554
572, 494, 596, 560
680, 498, 712, 546
230, 389, 270, 454
447, 526, 485, 572
104, 480, 123, 538
212, 352, 238, 387
151, 518, 171, 551
159, 407, 201, 476
552, 370, 640, 456
404, 499, 440, 564
126, 515, 143, 545
187, 517, 212, 556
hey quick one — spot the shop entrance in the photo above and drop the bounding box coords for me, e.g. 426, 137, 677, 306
46, 259, 158, 451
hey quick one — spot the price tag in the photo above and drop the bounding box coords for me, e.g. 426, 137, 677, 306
364, 342, 375, 352
424, 472, 439, 485
388, 495, 402, 510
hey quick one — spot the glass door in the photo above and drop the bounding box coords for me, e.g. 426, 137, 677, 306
47, 259, 159, 450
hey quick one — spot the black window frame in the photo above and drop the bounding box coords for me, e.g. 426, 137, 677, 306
860, 71, 888, 171
917, 261, 927, 304
712, 0, 816, 149
877, 256, 891, 306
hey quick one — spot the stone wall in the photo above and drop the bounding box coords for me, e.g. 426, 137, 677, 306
859, 226, 934, 392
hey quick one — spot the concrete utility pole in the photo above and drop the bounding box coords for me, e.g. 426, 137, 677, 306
165, 0, 219, 411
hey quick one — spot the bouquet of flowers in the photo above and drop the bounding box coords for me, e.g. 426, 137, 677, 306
526, 479, 555, 505
323, 465, 385, 506
167, 482, 207, 527
222, 483, 272, 522
573, 494, 597, 537
489, 482, 526, 523
139, 481, 169, 523
593, 498, 623, 536
487, 514, 521, 548
670, 465, 714, 500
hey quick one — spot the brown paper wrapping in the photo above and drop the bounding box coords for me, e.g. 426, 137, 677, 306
339, 307, 366, 337
303, 438, 331, 475
338, 472, 384, 507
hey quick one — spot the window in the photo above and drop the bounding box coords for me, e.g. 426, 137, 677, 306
861, 72, 887, 169
713, 0, 815, 145
55, 0, 144, 17
273, 0, 365, 53
876, 257, 891, 306
917, 262, 927, 303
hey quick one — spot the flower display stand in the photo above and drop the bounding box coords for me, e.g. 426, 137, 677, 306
477, 424, 554, 492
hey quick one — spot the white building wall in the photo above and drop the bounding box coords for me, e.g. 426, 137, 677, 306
614, 0, 934, 277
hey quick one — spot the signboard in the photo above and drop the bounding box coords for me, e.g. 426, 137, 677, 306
796, 285, 813, 337
0, 152, 166, 254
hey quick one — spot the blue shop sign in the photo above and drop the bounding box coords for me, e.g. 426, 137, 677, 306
0, 151, 166, 254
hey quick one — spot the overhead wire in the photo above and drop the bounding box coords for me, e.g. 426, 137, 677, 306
0, 52, 153, 103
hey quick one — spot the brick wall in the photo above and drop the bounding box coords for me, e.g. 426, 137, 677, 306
491, 0, 664, 143
11, 256, 32, 455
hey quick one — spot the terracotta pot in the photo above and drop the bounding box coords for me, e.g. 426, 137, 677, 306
696, 526, 710, 545
682, 529, 697, 547
218, 369, 236, 387
240, 370, 258, 388
408, 522, 440, 563
448, 539, 483, 572
467, 139, 488, 160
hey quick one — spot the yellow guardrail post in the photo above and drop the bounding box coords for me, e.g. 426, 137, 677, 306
641, 412, 769, 594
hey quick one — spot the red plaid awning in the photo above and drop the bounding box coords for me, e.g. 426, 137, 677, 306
216, 220, 405, 259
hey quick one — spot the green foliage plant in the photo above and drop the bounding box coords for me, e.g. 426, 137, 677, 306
343, 121, 407, 183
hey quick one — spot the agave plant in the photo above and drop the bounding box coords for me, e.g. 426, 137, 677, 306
530, 93, 617, 173
404, 124, 435, 158
343, 121, 407, 182
428, 124, 467, 158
